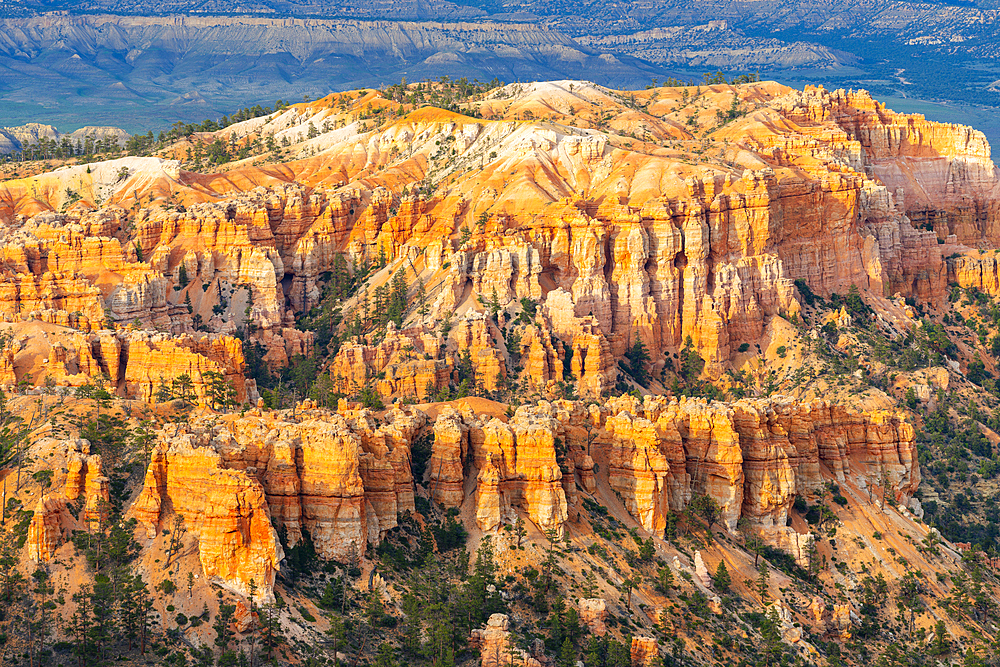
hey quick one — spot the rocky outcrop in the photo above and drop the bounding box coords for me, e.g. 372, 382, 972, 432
11, 325, 250, 406
129, 406, 427, 598
0, 122, 128, 155
428, 408, 469, 507
130, 428, 282, 600
949, 251, 1000, 296
0, 193, 309, 368
576, 395, 917, 544
328, 315, 506, 401
26, 495, 69, 563
630, 637, 659, 667
424, 404, 569, 535
579, 598, 608, 636
0, 388, 878, 603
27, 438, 110, 562
121, 332, 249, 404
471, 408, 568, 535
470, 614, 543, 667
780, 87, 1000, 247
329, 323, 450, 400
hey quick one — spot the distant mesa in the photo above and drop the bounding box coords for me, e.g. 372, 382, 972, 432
0, 123, 130, 154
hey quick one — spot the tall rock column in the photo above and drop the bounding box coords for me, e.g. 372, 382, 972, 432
428, 408, 468, 507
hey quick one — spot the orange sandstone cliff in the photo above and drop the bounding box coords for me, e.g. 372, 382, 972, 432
117, 393, 916, 597
0, 81, 994, 398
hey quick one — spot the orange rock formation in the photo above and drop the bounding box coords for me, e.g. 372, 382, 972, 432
79, 388, 917, 597
594, 395, 918, 535
0, 81, 994, 396
129, 405, 426, 598
470, 614, 543, 667
26, 438, 111, 562
1, 325, 251, 405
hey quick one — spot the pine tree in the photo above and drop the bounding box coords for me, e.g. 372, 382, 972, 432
655, 566, 674, 594
514, 516, 526, 548
541, 529, 561, 593
401, 593, 422, 656
547, 595, 566, 650
261, 603, 282, 664
426, 603, 455, 667
204, 370, 238, 411
583, 636, 604, 667
171, 374, 196, 404
70, 584, 95, 666
558, 637, 576, 667
154, 376, 172, 403
622, 578, 635, 609
678, 335, 705, 384
416, 279, 429, 316
712, 561, 731, 592
565, 606, 581, 644
0, 528, 23, 601
759, 606, 783, 666
756, 565, 770, 605
215, 602, 236, 654
625, 336, 651, 385
375, 642, 398, 667
387, 270, 409, 325
689, 494, 721, 531
639, 537, 655, 562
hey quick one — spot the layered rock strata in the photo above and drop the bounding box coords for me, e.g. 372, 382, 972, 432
592, 395, 918, 535
26, 438, 110, 562
129, 405, 426, 598
3, 326, 251, 406
328, 316, 506, 400
1, 82, 995, 397
110, 392, 916, 598
426, 405, 569, 536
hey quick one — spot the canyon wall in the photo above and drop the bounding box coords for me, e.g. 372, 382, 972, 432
594, 395, 918, 536
113, 393, 916, 598
1, 81, 995, 398
1, 326, 251, 405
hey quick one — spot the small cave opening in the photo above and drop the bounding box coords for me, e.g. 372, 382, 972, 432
280, 272, 294, 296
673, 251, 688, 271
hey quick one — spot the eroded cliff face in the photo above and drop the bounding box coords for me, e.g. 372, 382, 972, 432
779, 87, 1000, 246
0, 81, 994, 397
948, 250, 1000, 296
129, 404, 426, 597
591, 395, 918, 535
0, 324, 251, 405
425, 404, 569, 535
26, 438, 110, 562
327, 316, 505, 400
16, 391, 915, 602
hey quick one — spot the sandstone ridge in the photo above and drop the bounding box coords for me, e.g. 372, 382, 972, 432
104, 393, 917, 598
2, 81, 993, 399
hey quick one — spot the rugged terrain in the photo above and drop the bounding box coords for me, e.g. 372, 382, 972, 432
0, 3, 999, 139
0, 80, 997, 666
